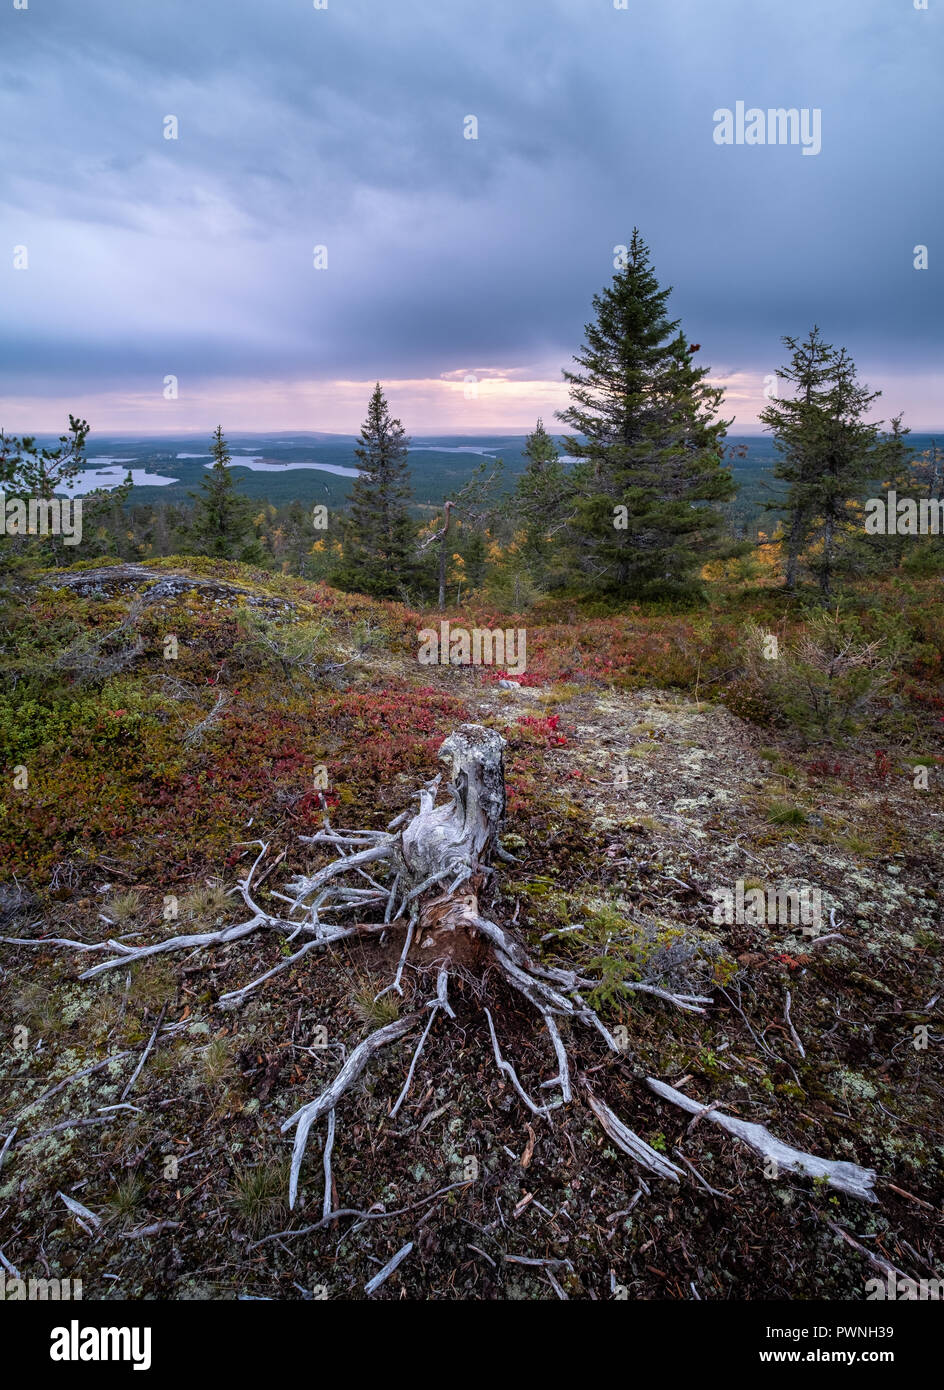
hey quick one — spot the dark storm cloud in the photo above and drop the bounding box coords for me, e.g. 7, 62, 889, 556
0, 0, 940, 412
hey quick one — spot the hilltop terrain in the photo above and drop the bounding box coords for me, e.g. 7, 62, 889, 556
0, 559, 941, 1299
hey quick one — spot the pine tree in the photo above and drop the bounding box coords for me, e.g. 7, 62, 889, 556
761, 331, 885, 598
0, 415, 135, 564
0, 414, 89, 499
759, 328, 841, 590
557, 230, 736, 598
338, 384, 416, 597
514, 419, 570, 590
186, 426, 264, 562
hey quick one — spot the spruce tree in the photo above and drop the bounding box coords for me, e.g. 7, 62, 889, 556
186, 426, 264, 562
514, 419, 570, 590
761, 331, 884, 598
759, 327, 841, 590
557, 230, 736, 598
338, 384, 416, 598
843, 417, 917, 577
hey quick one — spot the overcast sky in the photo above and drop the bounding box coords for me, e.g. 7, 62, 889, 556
1, 0, 940, 435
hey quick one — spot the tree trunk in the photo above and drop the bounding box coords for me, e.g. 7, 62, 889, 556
437, 501, 453, 612
399, 724, 506, 961
785, 507, 805, 591
820, 514, 834, 600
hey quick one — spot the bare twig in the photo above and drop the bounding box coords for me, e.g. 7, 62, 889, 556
484, 1008, 552, 1119
120, 1004, 167, 1100
784, 989, 805, 1059
248, 1181, 472, 1249
389, 1007, 439, 1119
322, 1109, 336, 1223
364, 1240, 414, 1295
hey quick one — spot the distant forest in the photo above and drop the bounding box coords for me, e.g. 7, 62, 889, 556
3, 233, 942, 609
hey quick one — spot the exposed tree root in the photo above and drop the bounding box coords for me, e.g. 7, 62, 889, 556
584, 1084, 684, 1183
282, 1014, 422, 1208
647, 1077, 878, 1202
1, 722, 878, 1218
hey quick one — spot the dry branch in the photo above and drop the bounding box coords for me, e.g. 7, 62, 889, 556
584, 1086, 683, 1183
647, 1077, 878, 1202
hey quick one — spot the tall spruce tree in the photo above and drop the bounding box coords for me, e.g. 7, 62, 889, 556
761, 330, 884, 598
557, 230, 737, 598
514, 419, 570, 590
843, 417, 917, 577
338, 384, 416, 598
760, 327, 841, 591
186, 425, 263, 562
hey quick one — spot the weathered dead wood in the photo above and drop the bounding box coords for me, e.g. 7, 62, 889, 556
3, 722, 765, 1220
282, 1015, 421, 1209
399, 725, 506, 885
647, 1076, 878, 1202
819, 1216, 910, 1283
584, 1085, 684, 1183
364, 1239, 414, 1295
118, 1221, 183, 1240
58, 1191, 102, 1232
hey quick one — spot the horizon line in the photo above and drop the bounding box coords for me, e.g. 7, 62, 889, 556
11, 425, 944, 442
